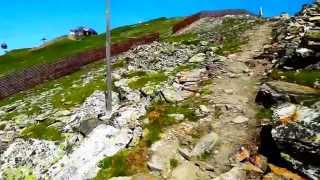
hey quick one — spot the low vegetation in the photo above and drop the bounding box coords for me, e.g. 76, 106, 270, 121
271, 69, 320, 88
144, 100, 198, 146
95, 144, 148, 180
128, 72, 168, 90
162, 33, 199, 44
256, 107, 273, 120
20, 123, 64, 141
212, 17, 263, 55
0, 17, 181, 76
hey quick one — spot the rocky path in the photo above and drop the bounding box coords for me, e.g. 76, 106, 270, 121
205, 22, 273, 174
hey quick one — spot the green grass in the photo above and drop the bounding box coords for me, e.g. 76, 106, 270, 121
305, 30, 320, 41
211, 17, 263, 55
144, 101, 198, 146
20, 123, 64, 141
170, 159, 179, 169
95, 145, 148, 179
128, 72, 168, 89
271, 69, 320, 87
162, 33, 199, 44
0, 17, 181, 77
0, 60, 106, 121
256, 107, 273, 120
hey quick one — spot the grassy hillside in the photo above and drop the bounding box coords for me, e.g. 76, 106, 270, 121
0, 17, 181, 76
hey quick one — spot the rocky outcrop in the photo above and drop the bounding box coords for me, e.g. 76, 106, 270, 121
264, 103, 320, 179
46, 125, 133, 179
256, 81, 320, 107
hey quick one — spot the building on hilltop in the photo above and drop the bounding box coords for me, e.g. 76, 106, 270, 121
69, 27, 98, 40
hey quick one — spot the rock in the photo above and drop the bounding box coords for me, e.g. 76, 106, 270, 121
224, 89, 234, 95
213, 167, 246, 180
109, 177, 132, 180
256, 81, 320, 108
0, 138, 63, 178
169, 162, 199, 180
67, 91, 120, 131
296, 48, 314, 58
268, 164, 305, 180
168, 114, 185, 121
232, 116, 249, 124
47, 124, 133, 179
132, 173, 160, 180
54, 110, 72, 117
189, 53, 206, 63
148, 139, 179, 176
250, 154, 268, 172
178, 147, 191, 160
78, 118, 104, 136
269, 103, 320, 179
177, 69, 205, 83
161, 88, 185, 103
199, 105, 210, 113
191, 132, 218, 157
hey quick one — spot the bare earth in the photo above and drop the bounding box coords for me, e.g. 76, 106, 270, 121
205, 22, 273, 174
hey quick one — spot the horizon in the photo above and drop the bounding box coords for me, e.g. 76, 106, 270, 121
0, 0, 314, 54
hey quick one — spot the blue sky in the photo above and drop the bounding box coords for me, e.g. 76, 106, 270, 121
0, 0, 314, 54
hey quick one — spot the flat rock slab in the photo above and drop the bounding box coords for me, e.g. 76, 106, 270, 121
47, 124, 133, 179
191, 132, 219, 157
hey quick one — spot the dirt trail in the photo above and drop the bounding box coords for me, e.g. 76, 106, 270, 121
206, 22, 273, 174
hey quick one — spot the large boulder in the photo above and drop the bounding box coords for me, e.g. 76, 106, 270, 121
0, 138, 63, 178
270, 103, 320, 179
256, 81, 320, 108
47, 124, 133, 179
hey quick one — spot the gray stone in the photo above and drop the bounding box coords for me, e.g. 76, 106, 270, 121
256, 81, 320, 108
270, 103, 320, 179
213, 167, 246, 180
191, 132, 218, 157
189, 53, 206, 63
232, 116, 249, 124
169, 162, 199, 180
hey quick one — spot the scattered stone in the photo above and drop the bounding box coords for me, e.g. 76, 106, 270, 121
199, 105, 210, 113
213, 167, 246, 180
168, 114, 185, 121
189, 53, 206, 63
169, 162, 199, 180
47, 124, 133, 179
0, 138, 63, 178
232, 116, 249, 124
191, 132, 218, 157
256, 81, 320, 108
178, 147, 191, 160
224, 89, 234, 95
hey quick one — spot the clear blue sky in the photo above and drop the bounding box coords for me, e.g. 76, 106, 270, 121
0, 0, 314, 54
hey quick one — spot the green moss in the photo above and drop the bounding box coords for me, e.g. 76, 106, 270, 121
95, 145, 148, 179
128, 72, 168, 89
112, 59, 127, 69
143, 101, 198, 146
170, 159, 179, 169
271, 69, 320, 87
256, 108, 273, 120
210, 17, 262, 55
305, 30, 320, 41
0, 123, 6, 130
20, 123, 64, 141
125, 71, 147, 78
171, 64, 200, 75
162, 33, 199, 44
3, 166, 37, 180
